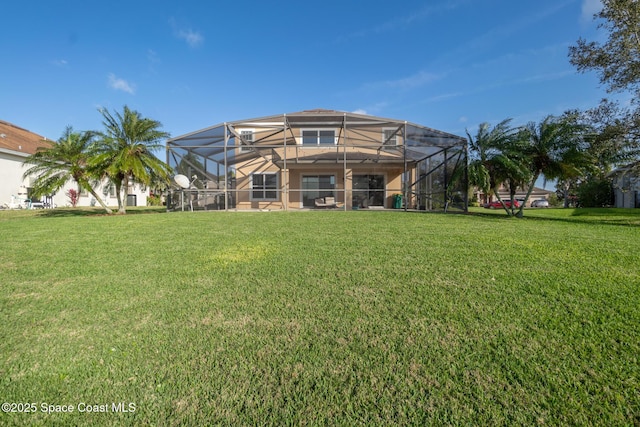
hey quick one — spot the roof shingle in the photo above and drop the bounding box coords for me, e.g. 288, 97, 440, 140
0, 120, 51, 155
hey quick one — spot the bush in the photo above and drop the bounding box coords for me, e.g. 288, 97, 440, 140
146, 194, 163, 206
547, 193, 560, 207
577, 179, 614, 207
66, 189, 79, 208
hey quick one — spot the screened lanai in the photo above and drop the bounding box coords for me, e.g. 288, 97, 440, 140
166, 109, 468, 212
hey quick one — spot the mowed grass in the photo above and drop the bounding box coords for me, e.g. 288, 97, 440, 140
0, 208, 638, 426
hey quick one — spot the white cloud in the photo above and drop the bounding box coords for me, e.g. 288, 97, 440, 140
388, 71, 440, 89
177, 29, 203, 47
424, 92, 463, 103
352, 109, 368, 115
108, 73, 135, 94
581, 0, 602, 23
337, 1, 466, 43
147, 49, 160, 64
170, 18, 204, 48
52, 59, 68, 67
362, 70, 441, 92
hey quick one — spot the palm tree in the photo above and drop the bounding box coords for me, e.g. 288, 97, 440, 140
466, 119, 513, 200
93, 106, 171, 214
466, 119, 530, 215
22, 127, 112, 213
515, 115, 589, 216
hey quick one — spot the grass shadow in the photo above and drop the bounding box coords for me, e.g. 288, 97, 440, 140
35, 207, 167, 218
467, 207, 640, 227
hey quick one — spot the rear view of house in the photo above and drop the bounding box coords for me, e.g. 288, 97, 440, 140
166, 109, 467, 212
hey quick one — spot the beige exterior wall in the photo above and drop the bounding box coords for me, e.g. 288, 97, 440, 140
234, 164, 404, 210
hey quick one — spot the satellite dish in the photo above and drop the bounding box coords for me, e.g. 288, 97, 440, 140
173, 174, 191, 189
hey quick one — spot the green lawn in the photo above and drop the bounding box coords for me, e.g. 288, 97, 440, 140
1, 208, 639, 425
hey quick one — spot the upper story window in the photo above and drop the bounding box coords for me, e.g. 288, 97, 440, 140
382, 128, 398, 147
239, 129, 254, 152
301, 129, 336, 146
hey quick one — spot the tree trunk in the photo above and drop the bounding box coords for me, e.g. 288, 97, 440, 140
114, 179, 125, 214
78, 178, 112, 214
516, 172, 540, 218
118, 175, 129, 214
509, 183, 518, 217
88, 187, 112, 214
561, 180, 571, 208
494, 191, 514, 217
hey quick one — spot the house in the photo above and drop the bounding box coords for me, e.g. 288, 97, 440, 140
610, 164, 640, 208
475, 184, 555, 207
0, 120, 60, 208
166, 109, 468, 211
0, 120, 151, 209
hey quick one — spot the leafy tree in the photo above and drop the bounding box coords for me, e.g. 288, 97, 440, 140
569, 0, 640, 96
569, 0, 640, 192
22, 127, 112, 213
94, 106, 171, 214
581, 101, 639, 174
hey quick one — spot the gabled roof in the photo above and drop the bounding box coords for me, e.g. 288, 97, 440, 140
0, 120, 51, 156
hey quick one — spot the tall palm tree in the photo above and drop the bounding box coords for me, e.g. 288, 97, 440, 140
23, 127, 112, 213
466, 119, 514, 200
515, 115, 589, 216
93, 106, 171, 214
467, 119, 530, 215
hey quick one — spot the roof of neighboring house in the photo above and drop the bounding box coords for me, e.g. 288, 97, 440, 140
608, 161, 640, 177
0, 120, 51, 156
495, 185, 554, 197
475, 184, 554, 198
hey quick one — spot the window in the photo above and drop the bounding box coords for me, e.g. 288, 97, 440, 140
239, 129, 254, 152
102, 183, 116, 198
382, 128, 398, 147
301, 129, 336, 146
251, 173, 278, 200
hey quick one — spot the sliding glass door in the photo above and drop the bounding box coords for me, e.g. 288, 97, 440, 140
302, 175, 335, 207
353, 175, 385, 208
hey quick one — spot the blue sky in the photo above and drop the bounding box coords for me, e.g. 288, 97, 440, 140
2, 0, 613, 145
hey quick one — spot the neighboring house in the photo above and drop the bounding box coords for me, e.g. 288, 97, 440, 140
610, 164, 640, 208
166, 109, 467, 211
0, 120, 61, 208
0, 120, 150, 209
474, 184, 555, 207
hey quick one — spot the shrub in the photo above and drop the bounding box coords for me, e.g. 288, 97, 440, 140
147, 193, 163, 206
66, 188, 79, 207
577, 179, 614, 207
547, 193, 560, 207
